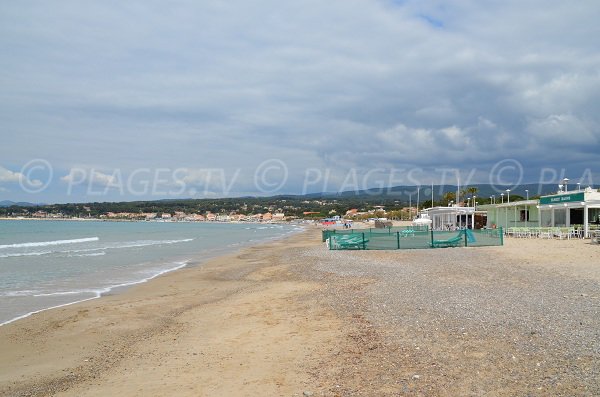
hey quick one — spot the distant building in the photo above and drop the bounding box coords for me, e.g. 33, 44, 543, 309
216, 214, 230, 222
187, 214, 205, 221
229, 214, 243, 222
174, 211, 187, 219
32, 210, 47, 218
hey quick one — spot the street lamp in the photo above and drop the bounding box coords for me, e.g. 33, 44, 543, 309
563, 178, 569, 193
490, 196, 493, 205
473, 195, 477, 210
501, 193, 504, 203
506, 189, 511, 203
577, 182, 581, 191
525, 189, 529, 200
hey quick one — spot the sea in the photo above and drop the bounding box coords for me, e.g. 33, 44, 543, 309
0, 220, 302, 326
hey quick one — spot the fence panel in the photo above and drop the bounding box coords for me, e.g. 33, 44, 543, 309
326, 227, 503, 250
466, 228, 504, 247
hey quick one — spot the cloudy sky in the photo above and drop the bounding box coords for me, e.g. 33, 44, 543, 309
1, 1, 599, 202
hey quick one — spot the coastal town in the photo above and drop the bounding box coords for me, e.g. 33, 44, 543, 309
2, 208, 290, 222
0, 196, 417, 222
1, 206, 408, 223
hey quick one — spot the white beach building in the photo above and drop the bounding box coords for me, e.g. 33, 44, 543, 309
536, 188, 600, 238
479, 187, 600, 238
479, 200, 539, 230
419, 205, 480, 230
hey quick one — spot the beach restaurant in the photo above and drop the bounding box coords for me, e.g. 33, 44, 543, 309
420, 206, 483, 230
479, 200, 539, 231
481, 188, 600, 238
536, 188, 600, 238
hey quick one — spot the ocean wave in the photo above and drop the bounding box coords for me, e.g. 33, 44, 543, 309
0, 290, 41, 297
0, 260, 190, 327
108, 238, 194, 249
0, 237, 99, 250
33, 290, 99, 297
0, 251, 52, 258
67, 238, 194, 253
67, 252, 106, 257
0, 238, 194, 259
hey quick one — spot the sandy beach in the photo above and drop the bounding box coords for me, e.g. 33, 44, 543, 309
1, 228, 599, 396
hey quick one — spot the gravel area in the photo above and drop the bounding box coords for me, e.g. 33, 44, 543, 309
287, 238, 600, 396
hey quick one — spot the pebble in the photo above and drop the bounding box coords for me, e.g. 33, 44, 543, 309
290, 243, 600, 393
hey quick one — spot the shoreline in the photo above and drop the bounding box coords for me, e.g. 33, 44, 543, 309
0, 224, 306, 328
2, 230, 599, 395
0, 227, 332, 396
0, 261, 190, 328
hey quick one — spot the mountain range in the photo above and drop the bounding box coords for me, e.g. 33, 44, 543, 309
303, 183, 577, 201
0, 200, 43, 207
2, 182, 594, 207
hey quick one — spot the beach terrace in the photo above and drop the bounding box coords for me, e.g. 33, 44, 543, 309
480, 187, 600, 239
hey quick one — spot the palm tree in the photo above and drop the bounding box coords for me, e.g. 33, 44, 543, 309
459, 188, 468, 204
467, 186, 478, 197
442, 191, 456, 205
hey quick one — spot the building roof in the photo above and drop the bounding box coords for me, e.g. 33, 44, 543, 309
478, 199, 538, 209
422, 206, 476, 215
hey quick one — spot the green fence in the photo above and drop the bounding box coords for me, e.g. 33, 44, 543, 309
322, 225, 430, 242
326, 228, 503, 250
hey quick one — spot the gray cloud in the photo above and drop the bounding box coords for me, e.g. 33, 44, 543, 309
1, 0, 599, 201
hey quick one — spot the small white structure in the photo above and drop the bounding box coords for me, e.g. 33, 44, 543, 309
420, 205, 477, 230
412, 213, 432, 227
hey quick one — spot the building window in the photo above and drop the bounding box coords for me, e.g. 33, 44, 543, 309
520, 209, 529, 222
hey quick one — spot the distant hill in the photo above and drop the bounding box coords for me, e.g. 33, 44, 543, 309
304, 183, 568, 201
1, 183, 594, 211
0, 200, 43, 207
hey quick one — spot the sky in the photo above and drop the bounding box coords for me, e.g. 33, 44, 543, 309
1, 1, 599, 202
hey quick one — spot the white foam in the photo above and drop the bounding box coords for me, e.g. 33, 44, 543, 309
33, 290, 97, 297
0, 237, 99, 249
67, 252, 106, 257
0, 251, 52, 258
0, 290, 41, 297
0, 238, 194, 259
66, 238, 194, 253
